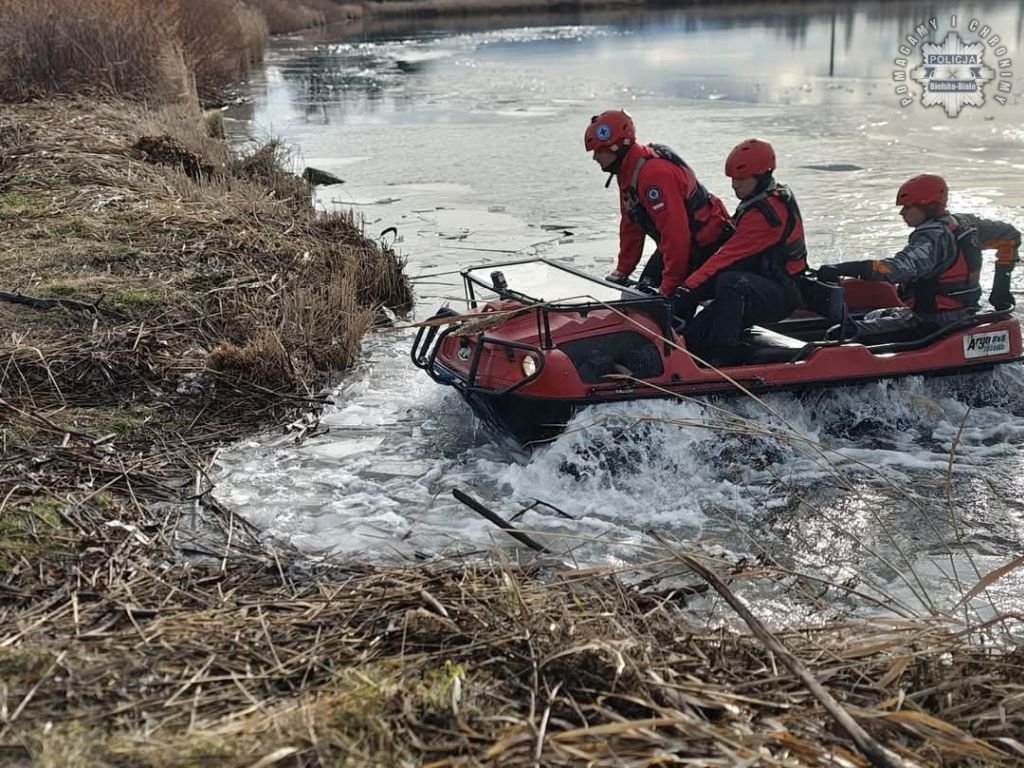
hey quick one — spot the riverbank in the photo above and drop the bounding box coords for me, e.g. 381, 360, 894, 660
3, 9, 1024, 768
0, 0, 366, 104
0, 100, 414, 762
2, 107, 1022, 766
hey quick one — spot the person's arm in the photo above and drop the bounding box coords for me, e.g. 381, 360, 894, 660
683, 201, 781, 292
635, 163, 693, 295
866, 224, 952, 283
614, 199, 646, 278
955, 213, 1020, 309
955, 212, 1020, 266
820, 224, 952, 283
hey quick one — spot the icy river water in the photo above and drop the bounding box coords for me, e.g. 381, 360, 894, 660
217, 1, 1024, 625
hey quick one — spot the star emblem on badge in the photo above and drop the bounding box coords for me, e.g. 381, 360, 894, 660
910, 32, 995, 117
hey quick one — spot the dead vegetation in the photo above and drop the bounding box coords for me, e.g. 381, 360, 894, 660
1, 481, 1022, 768
0, 98, 410, 412
0, 0, 364, 103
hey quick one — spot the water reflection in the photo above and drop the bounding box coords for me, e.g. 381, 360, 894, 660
235, 0, 1021, 128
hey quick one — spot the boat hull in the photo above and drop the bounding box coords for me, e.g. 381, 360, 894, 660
410, 259, 1023, 445
444, 356, 1013, 445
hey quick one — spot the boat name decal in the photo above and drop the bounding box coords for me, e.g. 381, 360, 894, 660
963, 329, 1010, 358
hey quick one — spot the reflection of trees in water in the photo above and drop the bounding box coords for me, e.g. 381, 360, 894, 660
270, 0, 1021, 115
623, 0, 1016, 49
277, 47, 399, 116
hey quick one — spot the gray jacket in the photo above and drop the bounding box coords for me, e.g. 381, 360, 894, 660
866, 214, 976, 323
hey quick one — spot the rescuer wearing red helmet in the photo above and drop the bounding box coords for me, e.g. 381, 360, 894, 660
585, 109, 733, 296
817, 174, 1018, 342
672, 138, 807, 365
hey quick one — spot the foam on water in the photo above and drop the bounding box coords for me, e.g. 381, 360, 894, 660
216, 326, 1024, 618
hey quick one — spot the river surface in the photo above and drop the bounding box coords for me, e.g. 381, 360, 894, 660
216, 1, 1024, 629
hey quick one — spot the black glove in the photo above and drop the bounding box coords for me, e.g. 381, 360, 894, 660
634, 281, 659, 295
816, 265, 841, 284
818, 260, 871, 283
605, 270, 630, 286
671, 287, 699, 322
989, 266, 1015, 311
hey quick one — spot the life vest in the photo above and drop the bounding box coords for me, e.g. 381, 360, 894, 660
733, 184, 807, 277
624, 143, 732, 254
913, 216, 982, 313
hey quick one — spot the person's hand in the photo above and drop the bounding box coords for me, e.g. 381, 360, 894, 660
634, 281, 658, 295
818, 261, 871, 283
816, 265, 842, 284
671, 287, 699, 322
605, 270, 629, 286
989, 266, 1015, 311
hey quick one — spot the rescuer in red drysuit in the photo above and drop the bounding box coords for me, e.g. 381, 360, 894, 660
675, 138, 807, 365
584, 109, 733, 296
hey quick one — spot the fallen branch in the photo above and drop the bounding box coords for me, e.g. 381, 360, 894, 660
452, 488, 551, 554
0, 289, 125, 319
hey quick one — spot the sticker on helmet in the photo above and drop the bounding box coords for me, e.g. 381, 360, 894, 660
595, 123, 612, 141
646, 186, 662, 202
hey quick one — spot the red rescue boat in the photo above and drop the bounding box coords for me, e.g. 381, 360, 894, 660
411, 258, 1022, 444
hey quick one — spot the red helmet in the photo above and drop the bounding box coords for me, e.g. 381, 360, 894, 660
725, 138, 776, 178
896, 174, 948, 209
584, 110, 635, 152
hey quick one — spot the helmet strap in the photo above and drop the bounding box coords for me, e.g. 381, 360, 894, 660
752, 172, 774, 197
602, 144, 629, 180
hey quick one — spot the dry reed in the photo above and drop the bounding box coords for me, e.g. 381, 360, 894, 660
1, 464, 1021, 768
0, 0, 341, 103
0, 0, 179, 101
0, 97, 410, 412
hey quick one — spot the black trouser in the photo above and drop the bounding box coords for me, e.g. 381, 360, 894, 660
684, 271, 801, 363
843, 306, 979, 345
637, 250, 668, 287
637, 228, 733, 287
848, 308, 935, 344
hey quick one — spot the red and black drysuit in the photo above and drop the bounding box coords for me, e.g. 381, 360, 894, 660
612, 143, 733, 295
681, 181, 807, 363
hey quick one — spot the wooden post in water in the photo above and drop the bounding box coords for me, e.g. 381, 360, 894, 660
829, 12, 837, 77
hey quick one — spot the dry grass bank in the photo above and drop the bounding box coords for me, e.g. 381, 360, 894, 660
0, 0, 363, 103
0, 99, 409, 406
1, 526, 1022, 766
0, 96, 410, 590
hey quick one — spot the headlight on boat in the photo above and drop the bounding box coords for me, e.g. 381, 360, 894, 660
521, 354, 538, 377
